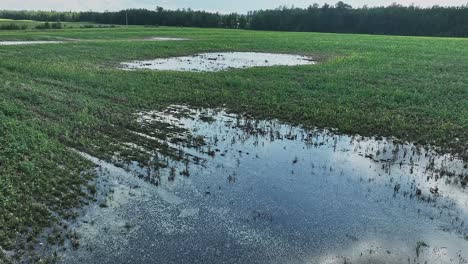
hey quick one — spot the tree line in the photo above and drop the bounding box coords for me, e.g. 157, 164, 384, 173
1, 2, 468, 37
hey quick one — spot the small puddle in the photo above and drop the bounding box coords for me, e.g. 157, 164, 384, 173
145, 37, 189, 41
58, 105, 468, 264
0, 41, 65, 46
121, 52, 316, 72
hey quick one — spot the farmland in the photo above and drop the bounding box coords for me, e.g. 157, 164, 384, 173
0, 25, 467, 262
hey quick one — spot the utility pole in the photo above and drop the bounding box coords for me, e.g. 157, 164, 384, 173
125, 10, 128, 28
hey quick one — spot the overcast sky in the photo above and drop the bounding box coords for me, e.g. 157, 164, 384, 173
1, 0, 467, 13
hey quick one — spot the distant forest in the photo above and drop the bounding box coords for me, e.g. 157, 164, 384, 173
2, 2, 468, 37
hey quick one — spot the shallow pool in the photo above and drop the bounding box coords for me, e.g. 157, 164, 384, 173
58, 105, 468, 264
0, 41, 64, 46
121, 52, 316, 72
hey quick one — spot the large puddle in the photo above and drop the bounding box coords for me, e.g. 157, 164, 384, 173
121, 52, 316, 72
0, 41, 65, 46
57, 105, 467, 264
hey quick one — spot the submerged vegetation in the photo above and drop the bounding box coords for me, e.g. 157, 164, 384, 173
416, 241, 429, 258
0, 25, 467, 261
57, 105, 468, 263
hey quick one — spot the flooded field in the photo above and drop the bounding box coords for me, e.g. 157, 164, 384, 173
56, 105, 468, 264
121, 52, 316, 72
0, 41, 64, 45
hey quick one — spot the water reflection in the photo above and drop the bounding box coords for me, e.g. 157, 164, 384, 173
60, 105, 467, 264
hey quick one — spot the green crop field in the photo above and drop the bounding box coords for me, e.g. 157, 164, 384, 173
0, 25, 467, 262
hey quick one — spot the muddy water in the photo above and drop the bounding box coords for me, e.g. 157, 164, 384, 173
0, 41, 64, 46
121, 52, 316, 72
59, 105, 468, 264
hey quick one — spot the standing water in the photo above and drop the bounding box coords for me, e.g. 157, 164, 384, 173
145, 37, 190, 41
121, 52, 316, 72
58, 105, 467, 264
0, 41, 64, 46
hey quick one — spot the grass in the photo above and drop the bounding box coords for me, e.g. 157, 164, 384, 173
0, 18, 37, 28
0, 24, 467, 260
